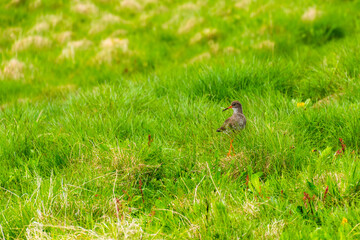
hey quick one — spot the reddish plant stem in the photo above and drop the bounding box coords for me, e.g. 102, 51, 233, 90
245, 175, 249, 189
148, 134, 153, 146
303, 192, 310, 208
115, 197, 121, 218
336, 138, 346, 156
323, 186, 329, 202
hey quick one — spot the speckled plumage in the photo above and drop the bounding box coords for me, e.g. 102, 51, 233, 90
217, 101, 246, 133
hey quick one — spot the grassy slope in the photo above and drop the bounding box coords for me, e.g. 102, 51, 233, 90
1, 0, 360, 239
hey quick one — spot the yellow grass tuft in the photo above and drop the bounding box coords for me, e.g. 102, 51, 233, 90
264, 219, 285, 239
255, 40, 275, 51
223, 46, 240, 55
92, 38, 129, 64
68, 39, 93, 49
313, 171, 346, 193
202, 28, 218, 39
100, 37, 129, 52
6, 0, 24, 8
178, 2, 200, 11
42, 14, 63, 27
54, 31, 73, 44
143, 0, 157, 5
109, 147, 140, 171
26, 222, 52, 239
29, 21, 50, 33
1, 58, 25, 80
101, 13, 123, 24
58, 39, 93, 60
29, 0, 42, 9
178, 17, 203, 35
188, 52, 211, 64
312, 93, 344, 108
89, 13, 126, 35
71, 1, 99, 15
12, 36, 52, 52
25, 217, 143, 239
301, 7, 321, 22
189, 33, 202, 44
208, 40, 219, 54
111, 29, 128, 37
120, 0, 143, 11
235, 0, 251, 10
89, 24, 107, 36
242, 199, 260, 219
189, 28, 218, 45
93, 49, 113, 65
29, 15, 63, 34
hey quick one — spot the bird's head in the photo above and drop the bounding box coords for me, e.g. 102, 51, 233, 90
223, 101, 243, 113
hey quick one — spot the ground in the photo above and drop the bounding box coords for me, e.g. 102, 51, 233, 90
0, 0, 360, 239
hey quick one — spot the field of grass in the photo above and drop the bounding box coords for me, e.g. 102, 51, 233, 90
1, 0, 360, 239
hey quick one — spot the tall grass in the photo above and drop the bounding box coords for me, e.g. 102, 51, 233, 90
1, 0, 360, 239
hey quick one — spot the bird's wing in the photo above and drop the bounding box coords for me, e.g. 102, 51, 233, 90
217, 118, 231, 132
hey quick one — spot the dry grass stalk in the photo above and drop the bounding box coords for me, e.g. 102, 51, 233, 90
223, 46, 241, 55
178, 17, 203, 35
302, 7, 321, 22
54, 31, 73, 44
120, 0, 143, 11
1, 58, 25, 80
312, 93, 344, 108
29, 22, 49, 33
255, 40, 275, 51
188, 52, 211, 64
58, 39, 93, 60
189, 28, 218, 45
235, 0, 251, 10
92, 38, 129, 64
71, 1, 99, 15
12, 36, 52, 52
89, 13, 127, 35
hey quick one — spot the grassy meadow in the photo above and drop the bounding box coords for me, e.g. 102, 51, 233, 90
1, 0, 360, 239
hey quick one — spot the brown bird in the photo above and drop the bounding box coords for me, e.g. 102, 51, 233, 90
217, 101, 246, 156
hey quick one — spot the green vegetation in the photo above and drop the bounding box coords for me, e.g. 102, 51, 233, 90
1, 0, 360, 239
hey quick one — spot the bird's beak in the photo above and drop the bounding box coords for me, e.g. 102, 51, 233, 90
222, 105, 232, 112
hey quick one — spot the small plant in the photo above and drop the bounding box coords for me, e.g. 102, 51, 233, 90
335, 138, 346, 157
297, 186, 330, 224
148, 134, 153, 147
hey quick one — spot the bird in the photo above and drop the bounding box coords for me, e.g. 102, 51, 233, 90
217, 101, 246, 156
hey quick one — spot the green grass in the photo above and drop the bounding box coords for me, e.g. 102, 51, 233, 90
1, 0, 360, 239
